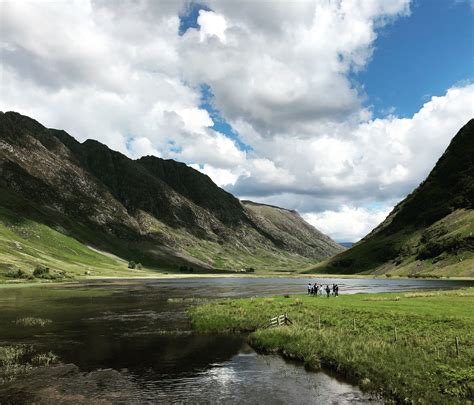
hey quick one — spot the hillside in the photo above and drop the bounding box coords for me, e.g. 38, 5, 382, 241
310, 119, 474, 277
0, 111, 343, 279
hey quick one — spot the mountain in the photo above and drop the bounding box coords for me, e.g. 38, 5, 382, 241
310, 119, 474, 277
338, 242, 353, 248
0, 111, 343, 278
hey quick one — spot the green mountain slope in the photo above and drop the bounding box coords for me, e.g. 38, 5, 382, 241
310, 119, 474, 277
0, 111, 343, 279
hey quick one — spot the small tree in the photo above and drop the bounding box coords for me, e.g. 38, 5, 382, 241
136, 263, 143, 270
128, 261, 136, 269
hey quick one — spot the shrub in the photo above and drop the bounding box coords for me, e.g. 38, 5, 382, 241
136, 263, 143, 270
6, 269, 29, 279
128, 261, 136, 269
246, 267, 256, 273
33, 265, 50, 278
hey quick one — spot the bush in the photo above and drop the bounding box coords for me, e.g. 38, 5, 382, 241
33, 265, 50, 278
136, 263, 143, 270
128, 261, 136, 269
31, 265, 66, 280
246, 267, 256, 273
6, 269, 30, 279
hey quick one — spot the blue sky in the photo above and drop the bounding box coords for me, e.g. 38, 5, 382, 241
199, 84, 252, 151
359, 0, 474, 118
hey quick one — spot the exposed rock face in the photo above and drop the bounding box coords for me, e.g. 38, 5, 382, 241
314, 119, 474, 276
0, 111, 343, 270
243, 201, 342, 258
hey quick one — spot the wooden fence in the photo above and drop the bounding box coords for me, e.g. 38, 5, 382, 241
262, 313, 292, 329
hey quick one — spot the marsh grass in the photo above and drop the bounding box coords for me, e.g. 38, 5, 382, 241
166, 297, 209, 304
0, 344, 59, 383
14, 317, 52, 327
189, 288, 474, 403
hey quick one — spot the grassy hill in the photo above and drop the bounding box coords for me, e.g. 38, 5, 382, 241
309, 119, 474, 277
0, 111, 343, 281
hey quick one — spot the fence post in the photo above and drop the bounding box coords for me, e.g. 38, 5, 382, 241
353, 318, 356, 331
394, 327, 398, 342
318, 314, 321, 331
455, 337, 460, 356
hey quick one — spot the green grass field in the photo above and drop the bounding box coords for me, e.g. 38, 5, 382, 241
189, 289, 474, 403
0, 205, 164, 283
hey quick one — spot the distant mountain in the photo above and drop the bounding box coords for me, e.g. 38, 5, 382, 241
338, 242, 353, 248
0, 111, 343, 277
310, 119, 474, 277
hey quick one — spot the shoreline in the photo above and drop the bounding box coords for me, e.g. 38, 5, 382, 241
2, 272, 473, 288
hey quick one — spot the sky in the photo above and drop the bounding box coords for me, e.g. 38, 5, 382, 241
1, 0, 473, 242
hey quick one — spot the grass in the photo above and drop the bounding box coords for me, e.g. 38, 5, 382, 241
14, 317, 52, 327
0, 344, 59, 383
188, 288, 474, 403
0, 202, 170, 283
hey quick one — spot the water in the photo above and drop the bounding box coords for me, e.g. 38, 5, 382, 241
1, 277, 472, 403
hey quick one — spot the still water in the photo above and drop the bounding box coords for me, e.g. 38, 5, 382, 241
1, 277, 473, 403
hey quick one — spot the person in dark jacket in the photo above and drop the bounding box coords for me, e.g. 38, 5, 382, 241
325, 285, 330, 298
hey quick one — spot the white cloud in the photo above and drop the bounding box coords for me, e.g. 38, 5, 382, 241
189, 164, 245, 187
180, 0, 411, 137
230, 84, 474, 204
128, 137, 161, 159
304, 205, 392, 242
198, 10, 228, 42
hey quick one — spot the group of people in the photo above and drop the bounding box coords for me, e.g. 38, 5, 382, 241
307, 282, 339, 297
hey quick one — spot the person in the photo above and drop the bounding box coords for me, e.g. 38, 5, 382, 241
325, 285, 330, 298
314, 284, 319, 296
319, 284, 323, 296
332, 284, 336, 296
335, 284, 339, 297
308, 282, 312, 295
